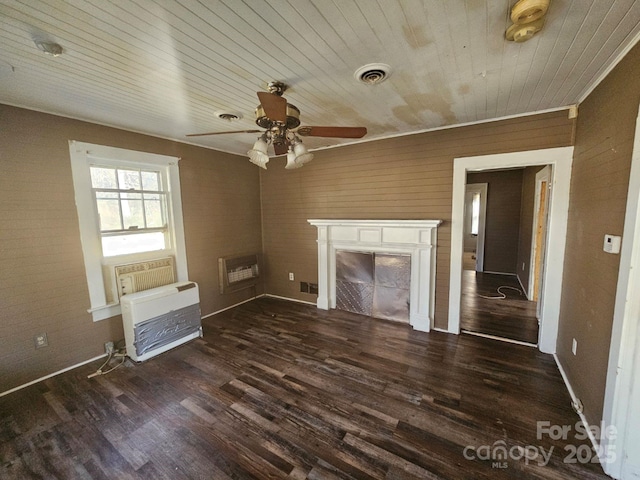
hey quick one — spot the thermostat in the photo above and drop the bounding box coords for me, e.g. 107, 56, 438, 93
603, 234, 621, 254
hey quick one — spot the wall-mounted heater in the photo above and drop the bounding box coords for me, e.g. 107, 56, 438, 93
218, 253, 261, 294
120, 281, 201, 362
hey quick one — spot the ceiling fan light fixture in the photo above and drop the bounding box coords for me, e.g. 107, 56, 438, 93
248, 149, 270, 169
292, 141, 313, 165
247, 133, 270, 169
354, 63, 391, 85
285, 148, 303, 169
190, 82, 363, 170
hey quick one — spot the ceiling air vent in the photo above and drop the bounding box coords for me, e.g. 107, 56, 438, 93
354, 63, 391, 85
215, 111, 242, 121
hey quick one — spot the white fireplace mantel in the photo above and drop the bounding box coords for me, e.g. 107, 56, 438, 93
308, 219, 442, 332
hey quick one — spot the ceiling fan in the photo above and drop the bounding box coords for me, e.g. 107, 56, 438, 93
187, 81, 367, 169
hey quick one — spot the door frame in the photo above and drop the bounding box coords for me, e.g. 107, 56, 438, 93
448, 146, 573, 354
601, 105, 640, 478
529, 165, 552, 303
464, 183, 488, 272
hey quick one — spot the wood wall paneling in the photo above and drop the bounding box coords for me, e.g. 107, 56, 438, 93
0, 105, 262, 394
260, 110, 574, 330
556, 42, 640, 428
466, 169, 524, 275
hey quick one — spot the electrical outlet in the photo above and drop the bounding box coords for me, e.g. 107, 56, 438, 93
289, 272, 294, 281
104, 341, 114, 354
34, 333, 48, 349
572, 338, 577, 355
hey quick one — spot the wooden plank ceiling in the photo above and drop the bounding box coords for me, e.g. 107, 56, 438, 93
1, 0, 639, 156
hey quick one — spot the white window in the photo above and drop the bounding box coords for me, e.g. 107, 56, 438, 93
69, 141, 188, 321
470, 192, 481, 235
90, 165, 168, 256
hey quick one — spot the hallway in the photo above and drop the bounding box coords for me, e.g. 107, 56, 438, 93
460, 271, 539, 344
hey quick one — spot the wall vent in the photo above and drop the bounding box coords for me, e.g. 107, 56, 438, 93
218, 254, 260, 294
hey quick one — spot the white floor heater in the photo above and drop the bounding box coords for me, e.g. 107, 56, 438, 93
120, 281, 202, 362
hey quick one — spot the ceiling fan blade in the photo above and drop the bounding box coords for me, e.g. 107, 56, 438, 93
257, 91, 287, 123
297, 126, 367, 138
186, 129, 262, 137
273, 142, 289, 156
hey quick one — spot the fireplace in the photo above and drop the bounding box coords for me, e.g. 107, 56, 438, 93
308, 219, 442, 332
336, 250, 411, 322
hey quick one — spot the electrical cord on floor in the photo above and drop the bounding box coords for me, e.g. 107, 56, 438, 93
87, 345, 127, 379
477, 285, 523, 300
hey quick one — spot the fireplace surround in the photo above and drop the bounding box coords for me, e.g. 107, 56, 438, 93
308, 219, 441, 332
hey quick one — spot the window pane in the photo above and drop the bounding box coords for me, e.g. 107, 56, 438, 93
90, 167, 117, 189
102, 232, 166, 257
120, 193, 144, 229
117, 169, 141, 190
144, 194, 164, 227
471, 192, 481, 235
141, 171, 160, 191
96, 199, 122, 230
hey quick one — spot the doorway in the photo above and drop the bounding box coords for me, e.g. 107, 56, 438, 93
459, 169, 543, 345
448, 147, 574, 354
463, 183, 487, 272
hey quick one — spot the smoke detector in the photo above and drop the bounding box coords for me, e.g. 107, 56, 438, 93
354, 63, 391, 85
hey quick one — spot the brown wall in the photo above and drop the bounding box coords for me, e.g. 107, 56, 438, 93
0, 105, 262, 393
517, 165, 546, 295
260, 111, 574, 329
557, 43, 640, 427
467, 169, 524, 274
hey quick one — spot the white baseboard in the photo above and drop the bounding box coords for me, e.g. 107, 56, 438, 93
516, 274, 529, 299
0, 353, 107, 398
201, 294, 266, 319
202, 294, 317, 321
482, 270, 517, 276
432, 327, 450, 334
264, 294, 317, 306
462, 329, 537, 347
553, 354, 606, 465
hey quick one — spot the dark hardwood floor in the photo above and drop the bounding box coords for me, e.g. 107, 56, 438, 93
460, 271, 540, 344
1, 297, 609, 479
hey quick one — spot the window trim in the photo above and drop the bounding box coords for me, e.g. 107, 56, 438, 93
69, 141, 188, 321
